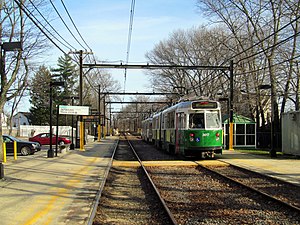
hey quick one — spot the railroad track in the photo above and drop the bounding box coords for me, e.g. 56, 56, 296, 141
197, 162, 300, 212
91, 135, 177, 225
90, 136, 300, 224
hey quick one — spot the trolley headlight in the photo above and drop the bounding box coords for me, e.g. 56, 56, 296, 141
189, 133, 195, 142
216, 132, 220, 141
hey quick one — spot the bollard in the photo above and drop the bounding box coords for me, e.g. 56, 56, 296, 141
3, 143, 6, 163
0, 162, 4, 179
14, 141, 17, 160
47, 149, 54, 158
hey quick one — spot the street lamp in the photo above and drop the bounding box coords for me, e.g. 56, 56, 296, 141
218, 97, 230, 149
0, 41, 22, 179
47, 81, 64, 158
258, 84, 276, 157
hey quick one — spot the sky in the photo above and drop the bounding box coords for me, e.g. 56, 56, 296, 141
20, 0, 208, 112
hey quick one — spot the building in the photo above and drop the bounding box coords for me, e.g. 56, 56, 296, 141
12, 112, 30, 127
223, 114, 256, 149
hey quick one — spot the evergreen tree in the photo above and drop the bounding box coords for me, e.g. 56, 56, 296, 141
51, 54, 78, 101
29, 66, 52, 125
51, 54, 78, 126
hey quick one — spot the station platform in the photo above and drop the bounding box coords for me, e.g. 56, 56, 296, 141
0, 137, 299, 225
216, 150, 300, 187
0, 137, 118, 225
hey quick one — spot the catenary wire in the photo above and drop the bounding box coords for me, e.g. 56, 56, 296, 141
123, 0, 136, 94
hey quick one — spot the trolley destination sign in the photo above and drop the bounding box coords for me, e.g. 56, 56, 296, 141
59, 105, 90, 115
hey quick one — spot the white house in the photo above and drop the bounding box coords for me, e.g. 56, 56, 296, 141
12, 112, 30, 127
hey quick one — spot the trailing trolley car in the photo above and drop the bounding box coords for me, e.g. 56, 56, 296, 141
141, 117, 153, 143
143, 99, 223, 158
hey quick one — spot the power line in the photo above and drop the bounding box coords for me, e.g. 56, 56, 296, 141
236, 29, 300, 64
27, 0, 76, 50
235, 53, 300, 77
14, 0, 68, 55
229, 13, 300, 64
49, 0, 87, 50
59, 0, 93, 52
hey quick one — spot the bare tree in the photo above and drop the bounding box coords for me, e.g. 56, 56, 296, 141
145, 26, 233, 101
0, 0, 49, 161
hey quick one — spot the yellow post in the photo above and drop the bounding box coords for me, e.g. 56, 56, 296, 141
97, 125, 101, 142
229, 122, 234, 150
14, 141, 17, 160
80, 121, 84, 151
3, 143, 6, 163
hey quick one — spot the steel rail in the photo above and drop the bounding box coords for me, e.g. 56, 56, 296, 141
196, 162, 300, 213
87, 139, 119, 225
228, 163, 300, 189
125, 136, 178, 225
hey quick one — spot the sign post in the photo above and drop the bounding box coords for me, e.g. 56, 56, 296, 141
59, 105, 90, 116
59, 105, 90, 151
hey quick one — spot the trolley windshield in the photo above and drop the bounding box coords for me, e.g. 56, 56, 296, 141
189, 111, 221, 129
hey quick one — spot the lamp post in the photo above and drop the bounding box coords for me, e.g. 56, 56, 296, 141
0, 41, 22, 179
47, 81, 64, 158
218, 97, 230, 149
258, 84, 275, 157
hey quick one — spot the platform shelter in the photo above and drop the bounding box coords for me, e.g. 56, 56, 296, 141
222, 114, 256, 149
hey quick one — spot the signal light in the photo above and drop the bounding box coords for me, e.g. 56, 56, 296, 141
190, 133, 195, 137
216, 132, 220, 137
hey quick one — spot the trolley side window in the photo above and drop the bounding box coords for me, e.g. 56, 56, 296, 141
206, 111, 221, 128
189, 113, 204, 128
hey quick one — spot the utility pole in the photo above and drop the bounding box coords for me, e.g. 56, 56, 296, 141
229, 60, 234, 150
98, 85, 101, 141
69, 50, 93, 150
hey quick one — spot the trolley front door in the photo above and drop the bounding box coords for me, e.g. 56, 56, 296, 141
175, 112, 183, 154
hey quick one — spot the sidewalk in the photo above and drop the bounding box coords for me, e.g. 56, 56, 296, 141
217, 150, 300, 186
0, 138, 117, 225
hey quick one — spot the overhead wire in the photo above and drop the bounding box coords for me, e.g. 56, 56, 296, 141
123, 0, 136, 93
27, 0, 76, 50
13, 0, 69, 56
235, 53, 300, 77
236, 29, 300, 64
59, 0, 92, 52
196, 11, 300, 95
49, 0, 87, 51
59, 0, 97, 63
216, 12, 300, 69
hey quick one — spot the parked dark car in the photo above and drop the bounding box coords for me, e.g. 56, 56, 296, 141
3, 135, 41, 156
29, 133, 71, 146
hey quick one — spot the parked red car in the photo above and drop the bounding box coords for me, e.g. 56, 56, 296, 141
29, 133, 71, 146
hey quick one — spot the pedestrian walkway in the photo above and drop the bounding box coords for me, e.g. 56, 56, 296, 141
0, 137, 117, 225
217, 150, 300, 187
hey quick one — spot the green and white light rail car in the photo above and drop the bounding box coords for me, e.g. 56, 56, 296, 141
148, 100, 223, 158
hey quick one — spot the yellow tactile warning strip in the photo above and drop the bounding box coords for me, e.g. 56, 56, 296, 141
195, 160, 229, 167
112, 160, 229, 167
